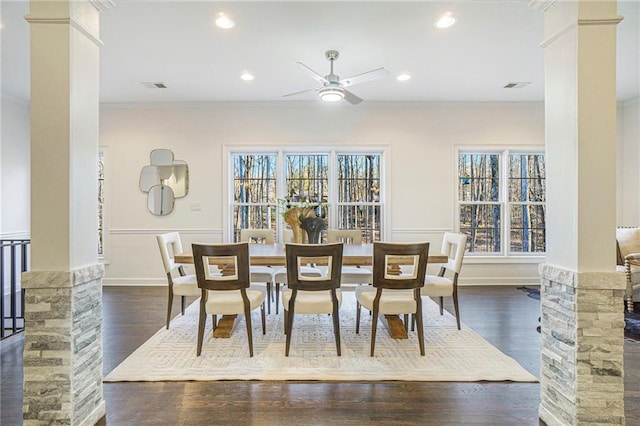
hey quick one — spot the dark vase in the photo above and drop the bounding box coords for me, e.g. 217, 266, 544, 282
301, 217, 327, 244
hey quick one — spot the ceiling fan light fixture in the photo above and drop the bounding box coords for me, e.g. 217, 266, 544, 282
318, 87, 344, 102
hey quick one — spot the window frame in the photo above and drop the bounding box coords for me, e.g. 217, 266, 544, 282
224, 146, 389, 243
98, 146, 109, 263
455, 145, 546, 258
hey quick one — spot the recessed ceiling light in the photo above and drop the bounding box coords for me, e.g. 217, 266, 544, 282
215, 13, 235, 29
435, 12, 457, 29
397, 73, 411, 82
240, 72, 255, 81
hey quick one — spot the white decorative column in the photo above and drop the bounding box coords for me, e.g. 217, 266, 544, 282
532, 0, 625, 424
22, 0, 113, 424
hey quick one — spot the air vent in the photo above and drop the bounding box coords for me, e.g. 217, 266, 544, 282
503, 82, 530, 89
141, 82, 167, 89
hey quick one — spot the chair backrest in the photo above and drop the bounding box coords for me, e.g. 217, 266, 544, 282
192, 242, 251, 291
616, 227, 640, 262
326, 229, 362, 244
285, 243, 343, 291
440, 232, 468, 274
240, 229, 276, 244
372, 242, 429, 290
156, 232, 184, 274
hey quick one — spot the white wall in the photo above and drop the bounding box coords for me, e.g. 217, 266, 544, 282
1, 93, 30, 238
99, 101, 546, 286
618, 97, 640, 226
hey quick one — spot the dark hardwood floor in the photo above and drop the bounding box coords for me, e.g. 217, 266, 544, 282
2, 286, 639, 425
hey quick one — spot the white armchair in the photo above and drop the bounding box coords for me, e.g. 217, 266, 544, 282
616, 227, 640, 313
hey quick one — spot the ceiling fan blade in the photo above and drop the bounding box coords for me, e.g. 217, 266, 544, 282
283, 87, 319, 98
296, 62, 329, 84
343, 89, 363, 105
341, 67, 390, 88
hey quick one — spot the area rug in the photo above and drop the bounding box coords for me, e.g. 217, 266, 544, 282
104, 292, 538, 383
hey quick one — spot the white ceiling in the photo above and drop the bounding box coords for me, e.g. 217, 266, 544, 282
1, 1, 639, 104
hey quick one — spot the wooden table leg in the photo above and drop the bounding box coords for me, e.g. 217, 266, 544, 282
212, 314, 237, 338
383, 314, 408, 339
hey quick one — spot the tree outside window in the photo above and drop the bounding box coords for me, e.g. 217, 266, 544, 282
458, 149, 545, 255
231, 151, 383, 243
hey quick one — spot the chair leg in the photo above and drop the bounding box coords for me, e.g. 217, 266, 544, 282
212, 314, 217, 333
283, 309, 288, 334
356, 301, 361, 334
181, 295, 187, 315
627, 292, 635, 313
415, 291, 425, 356
403, 314, 409, 331
244, 304, 254, 358
261, 303, 266, 335
453, 289, 461, 330
266, 282, 272, 314
331, 292, 341, 356
166, 285, 174, 330
196, 300, 207, 356
285, 300, 296, 356
370, 305, 379, 357
438, 296, 444, 315
275, 283, 281, 314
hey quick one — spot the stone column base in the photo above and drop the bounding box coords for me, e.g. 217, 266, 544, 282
22, 264, 106, 425
538, 264, 625, 426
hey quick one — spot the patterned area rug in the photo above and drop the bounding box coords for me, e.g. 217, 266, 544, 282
104, 292, 538, 382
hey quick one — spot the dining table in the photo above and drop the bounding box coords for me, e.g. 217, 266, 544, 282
176, 243, 448, 339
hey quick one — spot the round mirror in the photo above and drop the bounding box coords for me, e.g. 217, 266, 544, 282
147, 184, 175, 215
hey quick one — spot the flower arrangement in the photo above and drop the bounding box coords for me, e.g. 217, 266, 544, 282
278, 196, 329, 243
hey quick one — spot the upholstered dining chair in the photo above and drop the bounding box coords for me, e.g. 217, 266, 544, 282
421, 232, 467, 330
282, 243, 344, 356
326, 229, 373, 287
157, 232, 200, 329
239, 229, 277, 314
616, 227, 640, 312
192, 242, 266, 357
355, 242, 429, 356
273, 229, 323, 314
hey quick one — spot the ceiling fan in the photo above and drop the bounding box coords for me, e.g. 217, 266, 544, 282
283, 50, 389, 105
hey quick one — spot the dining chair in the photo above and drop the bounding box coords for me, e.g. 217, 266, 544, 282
356, 242, 429, 356
157, 232, 201, 329
239, 229, 277, 314
192, 242, 266, 357
421, 232, 467, 330
282, 242, 344, 356
616, 227, 640, 312
326, 229, 373, 287
273, 229, 323, 314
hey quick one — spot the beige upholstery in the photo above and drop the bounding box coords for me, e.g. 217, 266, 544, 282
326, 229, 373, 286
274, 231, 322, 313
422, 232, 467, 330
192, 242, 266, 357
356, 242, 430, 356
240, 229, 277, 313
282, 243, 344, 356
157, 232, 200, 329
616, 227, 640, 312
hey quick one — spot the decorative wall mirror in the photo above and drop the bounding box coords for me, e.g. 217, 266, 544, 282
139, 149, 189, 215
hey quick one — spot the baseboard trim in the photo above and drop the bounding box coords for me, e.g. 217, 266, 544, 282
458, 277, 540, 286
102, 277, 540, 287
102, 278, 166, 286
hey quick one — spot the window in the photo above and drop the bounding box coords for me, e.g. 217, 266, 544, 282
457, 149, 545, 255
98, 148, 106, 259
230, 150, 383, 243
